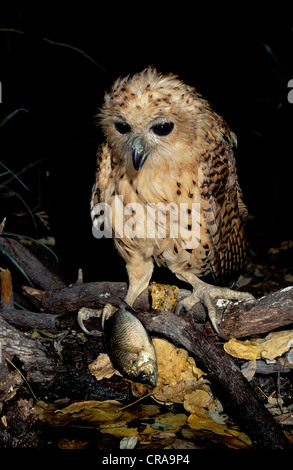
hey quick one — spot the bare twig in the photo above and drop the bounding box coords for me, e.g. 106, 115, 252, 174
0, 217, 6, 236
0, 28, 106, 72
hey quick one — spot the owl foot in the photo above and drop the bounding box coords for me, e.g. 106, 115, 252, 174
174, 274, 254, 340
77, 307, 103, 336
77, 305, 118, 335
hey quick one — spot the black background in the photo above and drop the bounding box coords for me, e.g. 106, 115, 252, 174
0, 3, 292, 286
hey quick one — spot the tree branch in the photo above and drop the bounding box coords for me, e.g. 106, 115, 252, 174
23, 281, 293, 338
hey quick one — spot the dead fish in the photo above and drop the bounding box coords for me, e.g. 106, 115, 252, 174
102, 303, 158, 387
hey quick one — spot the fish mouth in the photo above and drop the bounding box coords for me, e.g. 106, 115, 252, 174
131, 137, 150, 171
148, 371, 158, 388
141, 363, 158, 388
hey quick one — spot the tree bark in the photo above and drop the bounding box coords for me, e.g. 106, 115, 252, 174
23, 281, 293, 338
0, 237, 66, 290
1, 271, 292, 448
138, 310, 291, 449
220, 286, 293, 337
0, 268, 65, 332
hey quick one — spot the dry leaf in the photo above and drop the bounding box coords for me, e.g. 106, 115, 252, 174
131, 382, 149, 397
88, 353, 122, 380
224, 331, 293, 362
241, 360, 257, 381
187, 414, 252, 449
99, 420, 139, 438
152, 338, 209, 404
183, 390, 215, 414
208, 399, 229, 425
150, 412, 187, 430
58, 438, 89, 449
99, 411, 187, 440
256, 330, 293, 361
120, 436, 138, 449
36, 399, 123, 426
224, 338, 262, 360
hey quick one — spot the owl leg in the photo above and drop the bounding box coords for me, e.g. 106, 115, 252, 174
174, 272, 254, 340
124, 256, 154, 307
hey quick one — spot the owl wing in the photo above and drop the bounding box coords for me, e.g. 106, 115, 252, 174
91, 143, 115, 206
198, 116, 247, 287
91, 142, 116, 233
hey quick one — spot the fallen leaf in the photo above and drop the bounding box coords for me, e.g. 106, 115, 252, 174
224, 331, 293, 362
131, 381, 149, 397
120, 436, 138, 449
152, 338, 209, 404
187, 414, 252, 449
171, 438, 202, 449
150, 412, 187, 430
269, 240, 293, 254
208, 399, 229, 425
275, 412, 293, 426
236, 275, 253, 288
99, 410, 187, 441
1, 415, 7, 428
36, 399, 123, 426
58, 438, 89, 449
257, 330, 293, 361
88, 353, 122, 380
183, 390, 215, 414
99, 420, 138, 438
224, 338, 262, 360
241, 360, 257, 381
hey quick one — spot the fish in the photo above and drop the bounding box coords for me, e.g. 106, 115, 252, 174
102, 303, 158, 387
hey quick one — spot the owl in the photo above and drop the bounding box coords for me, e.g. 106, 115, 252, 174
90, 67, 253, 339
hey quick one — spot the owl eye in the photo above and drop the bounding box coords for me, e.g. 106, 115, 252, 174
114, 121, 131, 134
151, 122, 174, 136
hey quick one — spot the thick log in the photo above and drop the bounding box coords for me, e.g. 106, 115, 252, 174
0, 269, 62, 332
220, 286, 293, 338
1, 272, 291, 448
0, 309, 290, 448
0, 315, 130, 403
138, 310, 291, 449
24, 281, 293, 338
23, 281, 128, 315
0, 236, 66, 290
1, 307, 62, 332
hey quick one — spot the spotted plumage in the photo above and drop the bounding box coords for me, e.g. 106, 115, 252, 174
91, 67, 253, 338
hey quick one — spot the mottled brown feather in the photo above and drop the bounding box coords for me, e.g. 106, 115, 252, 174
91, 67, 247, 302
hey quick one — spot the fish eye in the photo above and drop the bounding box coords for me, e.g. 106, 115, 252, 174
114, 121, 131, 134
137, 371, 148, 382
151, 122, 174, 136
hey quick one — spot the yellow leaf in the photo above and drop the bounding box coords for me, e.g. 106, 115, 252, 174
188, 413, 228, 435
36, 400, 123, 426
225, 331, 293, 361
183, 390, 215, 414
100, 420, 139, 438
152, 338, 209, 404
256, 330, 293, 361
224, 338, 262, 360
152, 412, 187, 430
187, 414, 252, 449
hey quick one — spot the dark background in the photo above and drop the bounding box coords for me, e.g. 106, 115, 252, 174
0, 3, 292, 287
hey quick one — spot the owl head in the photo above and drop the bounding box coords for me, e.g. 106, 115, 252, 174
98, 67, 209, 176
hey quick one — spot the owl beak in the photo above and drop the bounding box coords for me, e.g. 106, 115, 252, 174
132, 137, 149, 171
